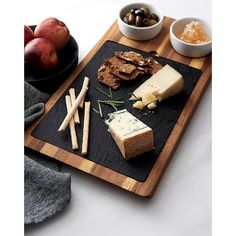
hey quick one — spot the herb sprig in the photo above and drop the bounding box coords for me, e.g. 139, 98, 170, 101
94, 86, 111, 98
93, 86, 124, 117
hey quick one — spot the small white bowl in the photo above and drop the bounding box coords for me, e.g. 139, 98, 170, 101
118, 3, 164, 41
170, 17, 212, 58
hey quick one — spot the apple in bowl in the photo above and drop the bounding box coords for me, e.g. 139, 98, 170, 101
24, 25, 34, 46
34, 17, 70, 50
24, 38, 58, 70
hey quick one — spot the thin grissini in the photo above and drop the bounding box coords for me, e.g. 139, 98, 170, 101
69, 88, 80, 124
58, 77, 89, 131
82, 101, 91, 155
79, 76, 90, 108
65, 95, 79, 150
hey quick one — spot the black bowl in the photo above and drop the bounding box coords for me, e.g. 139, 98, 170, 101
24, 26, 79, 93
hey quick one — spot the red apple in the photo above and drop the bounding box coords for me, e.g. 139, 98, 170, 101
24, 25, 34, 46
34, 17, 70, 50
24, 38, 58, 70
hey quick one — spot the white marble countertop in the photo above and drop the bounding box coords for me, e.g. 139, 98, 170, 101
24, 0, 212, 235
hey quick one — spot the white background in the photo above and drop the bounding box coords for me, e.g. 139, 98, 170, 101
6, 0, 236, 235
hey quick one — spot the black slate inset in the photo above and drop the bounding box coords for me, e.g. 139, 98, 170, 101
32, 40, 202, 182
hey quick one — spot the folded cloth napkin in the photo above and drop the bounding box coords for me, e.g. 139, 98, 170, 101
24, 82, 49, 129
24, 82, 71, 224
24, 103, 45, 128
24, 156, 71, 224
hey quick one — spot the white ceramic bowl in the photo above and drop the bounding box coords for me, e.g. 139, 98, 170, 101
170, 17, 212, 58
118, 3, 164, 41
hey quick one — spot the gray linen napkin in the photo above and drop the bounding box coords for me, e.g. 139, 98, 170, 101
24, 82, 49, 128
24, 82, 71, 224
24, 156, 71, 224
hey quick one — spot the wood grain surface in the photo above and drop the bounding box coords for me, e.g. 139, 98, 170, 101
25, 17, 212, 197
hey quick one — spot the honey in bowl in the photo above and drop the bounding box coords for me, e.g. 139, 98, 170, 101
179, 21, 210, 44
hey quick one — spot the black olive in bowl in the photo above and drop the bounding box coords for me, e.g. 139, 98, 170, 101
118, 3, 164, 41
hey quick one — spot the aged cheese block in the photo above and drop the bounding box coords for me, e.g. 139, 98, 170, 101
107, 109, 154, 160
130, 64, 184, 106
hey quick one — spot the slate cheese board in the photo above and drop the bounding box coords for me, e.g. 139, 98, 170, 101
31, 40, 202, 182
25, 17, 212, 197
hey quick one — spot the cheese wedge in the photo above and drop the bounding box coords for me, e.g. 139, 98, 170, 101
131, 64, 184, 108
107, 109, 154, 160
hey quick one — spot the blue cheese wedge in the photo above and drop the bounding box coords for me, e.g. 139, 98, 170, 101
131, 64, 184, 109
106, 109, 154, 160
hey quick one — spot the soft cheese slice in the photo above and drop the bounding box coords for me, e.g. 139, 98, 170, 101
107, 109, 154, 160
131, 64, 184, 103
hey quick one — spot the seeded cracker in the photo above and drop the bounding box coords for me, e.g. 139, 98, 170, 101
97, 63, 121, 89
115, 51, 148, 66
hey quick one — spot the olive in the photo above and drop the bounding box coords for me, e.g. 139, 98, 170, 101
134, 9, 145, 17
130, 8, 138, 14
151, 13, 159, 22
148, 19, 157, 26
123, 16, 128, 24
128, 13, 136, 25
140, 7, 150, 17
135, 15, 143, 27
123, 13, 130, 24
143, 18, 150, 26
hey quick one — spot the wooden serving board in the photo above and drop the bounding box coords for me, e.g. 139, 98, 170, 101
25, 17, 212, 197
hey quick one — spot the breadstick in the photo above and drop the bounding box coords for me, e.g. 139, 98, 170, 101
65, 95, 79, 150
69, 88, 80, 124
82, 102, 91, 155
58, 81, 89, 131
79, 77, 90, 108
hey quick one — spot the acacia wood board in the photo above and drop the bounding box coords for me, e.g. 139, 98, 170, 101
25, 17, 212, 197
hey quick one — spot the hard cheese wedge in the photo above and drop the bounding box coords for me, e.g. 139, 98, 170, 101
107, 109, 154, 160
131, 64, 184, 109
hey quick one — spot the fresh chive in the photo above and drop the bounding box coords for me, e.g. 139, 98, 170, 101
94, 87, 124, 116
110, 104, 118, 111
103, 103, 123, 107
92, 107, 100, 115
109, 87, 113, 99
98, 100, 124, 105
94, 86, 111, 98
98, 101, 103, 118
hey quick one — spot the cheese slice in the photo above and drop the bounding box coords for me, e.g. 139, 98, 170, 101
106, 109, 154, 160
131, 64, 184, 107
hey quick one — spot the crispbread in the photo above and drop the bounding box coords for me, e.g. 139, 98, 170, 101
106, 56, 136, 74
115, 51, 148, 66
97, 51, 163, 88
137, 58, 163, 74
97, 63, 121, 89
115, 51, 162, 74
110, 67, 143, 81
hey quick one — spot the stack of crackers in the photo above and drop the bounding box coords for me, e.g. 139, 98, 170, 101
97, 51, 162, 89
